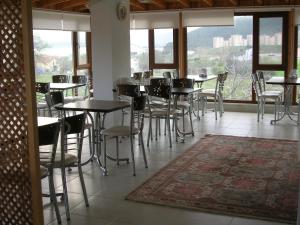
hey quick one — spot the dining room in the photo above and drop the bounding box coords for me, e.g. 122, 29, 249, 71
1, 0, 300, 225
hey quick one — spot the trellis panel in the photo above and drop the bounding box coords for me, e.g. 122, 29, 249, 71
0, 0, 43, 225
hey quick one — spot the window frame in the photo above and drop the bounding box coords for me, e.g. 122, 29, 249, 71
73, 32, 92, 73
149, 28, 179, 71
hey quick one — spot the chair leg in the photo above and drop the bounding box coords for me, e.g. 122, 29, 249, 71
257, 100, 260, 123
130, 135, 136, 176
88, 128, 93, 156
189, 106, 194, 136
147, 117, 152, 147
77, 164, 89, 207
167, 116, 172, 148
116, 137, 119, 165
48, 171, 61, 224
155, 118, 158, 140
139, 133, 148, 168
214, 97, 218, 120
182, 109, 185, 133
61, 167, 70, 220
103, 136, 107, 175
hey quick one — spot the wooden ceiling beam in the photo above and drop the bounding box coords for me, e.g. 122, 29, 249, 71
57, 0, 88, 10
37, 0, 68, 8
202, 0, 213, 7
150, 0, 167, 9
229, 0, 238, 6
130, 0, 147, 10
177, 0, 190, 7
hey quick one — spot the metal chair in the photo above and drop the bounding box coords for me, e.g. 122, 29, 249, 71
52, 75, 69, 83
45, 91, 64, 118
38, 121, 61, 224
145, 83, 175, 148
143, 70, 153, 79
163, 71, 172, 79
251, 73, 282, 122
198, 72, 228, 120
48, 113, 89, 220
102, 84, 148, 176
64, 75, 89, 103
133, 72, 143, 81
36, 82, 50, 116
172, 78, 194, 135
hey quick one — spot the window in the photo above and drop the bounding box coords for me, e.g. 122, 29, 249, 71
258, 17, 283, 65
78, 32, 88, 66
187, 16, 253, 101
130, 29, 149, 73
154, 29, 174, 64
33, 30, 73, 82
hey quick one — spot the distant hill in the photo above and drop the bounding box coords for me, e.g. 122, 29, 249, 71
187, 17, 282, 49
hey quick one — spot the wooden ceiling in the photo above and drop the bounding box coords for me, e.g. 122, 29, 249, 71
32, 0, 300, 13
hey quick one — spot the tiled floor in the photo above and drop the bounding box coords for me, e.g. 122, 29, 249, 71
43, 111, 300, 225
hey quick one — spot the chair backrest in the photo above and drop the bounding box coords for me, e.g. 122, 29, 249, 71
130, 95, 147, 132
72, 75, 88, 97
133, 72, 143, 81
62, 113, 86, 163
251, 73, 262, 98
163, 71, 172, 79
64, 113, 86, 135
52, 75, 69, 83
36, 82, 50, 94
215, 72, 228, 95
45, 91, 64, 117
117, 84, 140, 97
36, 82, 50, 102
143, 70, 153, 79
38, 122, 60, 146
72, 75, 87, 84
38, 121, 60, 169
257, 71, 266, 91
145, 84, 171, 100
150, 78, 170, 86
172, 78, 194, 88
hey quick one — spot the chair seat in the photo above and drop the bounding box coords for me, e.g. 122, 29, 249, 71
40, 153, 78, 168
40, 165, 48, 178
101, 126, 139, 136
261, 91, 282, 98
199, 89, 216, 97
37, 102, 48, 109
175, 101, 190, 109
64, 96, 86, 103
151, 108, 181, 117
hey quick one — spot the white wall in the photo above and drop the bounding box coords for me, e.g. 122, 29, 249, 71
90, 0, 131, 100
90, 0, 131, 125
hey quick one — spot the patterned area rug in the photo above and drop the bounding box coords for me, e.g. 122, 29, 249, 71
126, 135, 300, 224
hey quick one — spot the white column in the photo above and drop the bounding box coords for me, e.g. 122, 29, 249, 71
90, 0, 131, 101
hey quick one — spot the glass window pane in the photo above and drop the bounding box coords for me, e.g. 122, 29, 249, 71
259, 17, 283, 65
33, 30, 73, 82
154, 29, 174, 64
78, 32, 87, 65
187, 16, 253, 101
130, 29, 149, 73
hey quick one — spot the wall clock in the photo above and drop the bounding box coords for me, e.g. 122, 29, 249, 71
116, 2, 128, 21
